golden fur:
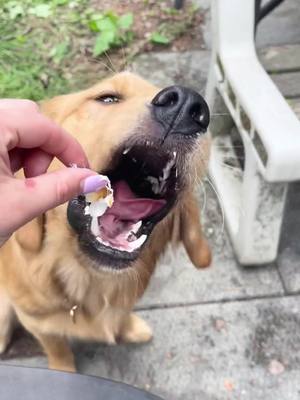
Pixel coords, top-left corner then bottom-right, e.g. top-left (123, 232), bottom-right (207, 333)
top-left (0, 72), bottom-right (211, 372)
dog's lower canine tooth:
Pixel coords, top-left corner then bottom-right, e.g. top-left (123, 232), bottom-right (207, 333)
top-left (123, 147), bottom-right (130, 155)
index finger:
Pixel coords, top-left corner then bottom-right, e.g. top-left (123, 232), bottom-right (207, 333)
top-left (1, 107), bottom-right (89, 168)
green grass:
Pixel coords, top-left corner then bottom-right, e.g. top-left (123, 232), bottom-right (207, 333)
top-left (0, 30), bottom-right (71, 100)
top-left (0, 0), bottom-right (201, 101)
top-left (0, 0), bottom-right (114, 101)
top-left (0, 1), bottom-right (76, 100)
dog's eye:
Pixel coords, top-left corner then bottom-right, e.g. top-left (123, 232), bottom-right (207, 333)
top-left (95, 94), bottom-right (121, 104)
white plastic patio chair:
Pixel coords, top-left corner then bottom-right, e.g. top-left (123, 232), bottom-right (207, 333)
top-left (206, 0), bottom-right (300, 264)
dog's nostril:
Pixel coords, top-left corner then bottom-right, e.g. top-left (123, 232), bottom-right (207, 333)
top-left (153, 89), bottom-right (179, 107)
top-left (189, 104), bottom-right (209, 130)
top-left (167, 91), bottom-right (178, 107)
top-left (189, 103), bottom-right (202, 121)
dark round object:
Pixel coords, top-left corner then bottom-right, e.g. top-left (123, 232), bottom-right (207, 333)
top-left (0, 365), bottom-right (163, 400)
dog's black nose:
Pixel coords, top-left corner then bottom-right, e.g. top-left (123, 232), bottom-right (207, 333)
top-left (151, 85), bottom-right (210, 137)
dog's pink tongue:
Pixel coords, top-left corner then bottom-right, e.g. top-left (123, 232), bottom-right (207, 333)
top-left (99, 181), bottom-right (166, 238)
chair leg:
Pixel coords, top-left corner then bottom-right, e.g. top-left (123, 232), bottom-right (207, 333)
top-left (236, 149), bottom-right (287, 264)
top-left (206, 0), bottom-right (292, 264)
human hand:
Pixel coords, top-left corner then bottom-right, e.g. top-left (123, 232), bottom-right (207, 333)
top-left (0, 99), bottom-right (103, 246)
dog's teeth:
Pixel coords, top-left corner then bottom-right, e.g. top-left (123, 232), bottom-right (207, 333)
top-left (146, 140), bottom-right (150, 146)
top-left (132, 157), bottom-right (137, 163)
top-left (123, 147), bottom-right (131, 155)
top-left (128, 234), bottom-right (147, 251)
top-left (175, 168), bottom-right (178, 178)
top-left (146, 176), bottom-right (160, 194)
top-left (131, 221), bottom-right (142, 233)
top-left (91, 217), bottom-right (100, 236)
top-left (161, 159), bottom-right (174, 181)
top-left (96, 232), bottom-right (147, 252)
top-left (173, 151), bottom-right (177, 158)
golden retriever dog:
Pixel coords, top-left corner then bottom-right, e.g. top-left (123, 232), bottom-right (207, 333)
top-left (0, 72), bottom-right (211, 372)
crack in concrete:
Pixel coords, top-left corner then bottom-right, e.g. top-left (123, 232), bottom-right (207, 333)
top-left (136, 291), bottom-right (300, 312)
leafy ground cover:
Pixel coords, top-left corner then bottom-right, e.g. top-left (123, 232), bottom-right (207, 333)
top-left (0, 0), bottom-right (205, 100)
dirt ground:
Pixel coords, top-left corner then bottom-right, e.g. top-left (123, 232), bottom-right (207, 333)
top-left (74, 0), bottom-right (206, 87)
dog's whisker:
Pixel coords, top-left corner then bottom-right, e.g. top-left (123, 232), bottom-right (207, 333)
top-left (214, 145), bottom-right (245, 149)
top-left (103, 51), bottom-right (118, 73)
top-left (199, 180), bottom-right (207, 213)
top-left (206, 175), bottom-right (225, 235)
top-left (120, 44), bottom-right (129, 72)
top-left (88, 57), bottom-right (115, 74)
top-left (210, 113), bottom-right (231, 117)
top-left (217, 161), bottom-right (243, 172)
top-left (198, 147), bottom-right (225, 236)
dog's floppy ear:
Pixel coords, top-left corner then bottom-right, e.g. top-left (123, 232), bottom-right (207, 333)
top-left (15, 216), bottom-right (45, 254)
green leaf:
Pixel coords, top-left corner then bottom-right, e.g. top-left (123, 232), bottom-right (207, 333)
top-left (96, 17), bottom-right (117, 33)
top-left (53, 0), bottom-right (70, 5)
top-left (89, 13), bottom-right (104, 20)
top-left (5, 2), bottom-right (24, 19)
top-left (50, 41), bottom-right (70, 63)
top-left (88, 14), bottom-right (117, 33)
top-left (117, 13), bottom-right (133, 30)
top-left (88, 19), bottom-right (101, 32)
top-left (93, 31), bottom-right (115, 56)
top-left (29, 4), bottom-right (52, 18)
top-left (150, 32), bottom-right (170, 45)
top-left (16, 35), bottom-right (26, 44)
top-left (104, 11), bottom-right (119, 24)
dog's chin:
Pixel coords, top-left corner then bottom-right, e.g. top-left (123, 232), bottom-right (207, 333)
top-left (67, 136), bottom-right (192, 272)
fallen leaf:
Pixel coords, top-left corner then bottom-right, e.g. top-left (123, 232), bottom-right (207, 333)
top-left (224, 379), bottom-right (234, 391)
top-left (214, 319), bottom-right (226, 331)
top-left (268, 359), bottom-right (285, 375)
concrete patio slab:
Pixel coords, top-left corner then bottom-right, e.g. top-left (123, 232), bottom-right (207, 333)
top-left (133, 50), bottom-right (210, 91)
top-left (3, 295), bottom-right (300, 400)
top-left (277, 182), bottom-right (300, 293)
top-left (259, 44), bottom-right (300, 72)
top-left (256, 0), bottom-right (300, 48)
top-left (201, 0), bottom-right (300, 50)
top-left (138, 184), bottom-right (284, 308)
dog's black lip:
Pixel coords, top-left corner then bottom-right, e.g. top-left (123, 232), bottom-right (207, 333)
top-left (67, 197), bottom-right (141, 268)
top-left (67, 190), bottom-right (177, 269)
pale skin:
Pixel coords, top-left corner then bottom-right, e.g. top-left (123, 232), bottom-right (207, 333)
top-left (0, 99), bottom-right (103, 246)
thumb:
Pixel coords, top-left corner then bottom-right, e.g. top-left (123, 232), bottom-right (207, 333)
top-left (2, 168), bottom-right (107, 236)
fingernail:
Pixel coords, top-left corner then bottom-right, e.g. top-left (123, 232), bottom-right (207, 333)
top-left (81, 175), bottom-right (109, 194)
top-left (70, 158), bottom-right (90, 169)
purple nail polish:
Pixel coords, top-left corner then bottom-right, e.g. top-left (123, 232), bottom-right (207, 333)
top-left (81, 175), bottom-right (109, 194)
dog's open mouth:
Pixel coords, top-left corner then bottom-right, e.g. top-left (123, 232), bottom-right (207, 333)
top-left (67, 141), bottom-right (180, 267)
